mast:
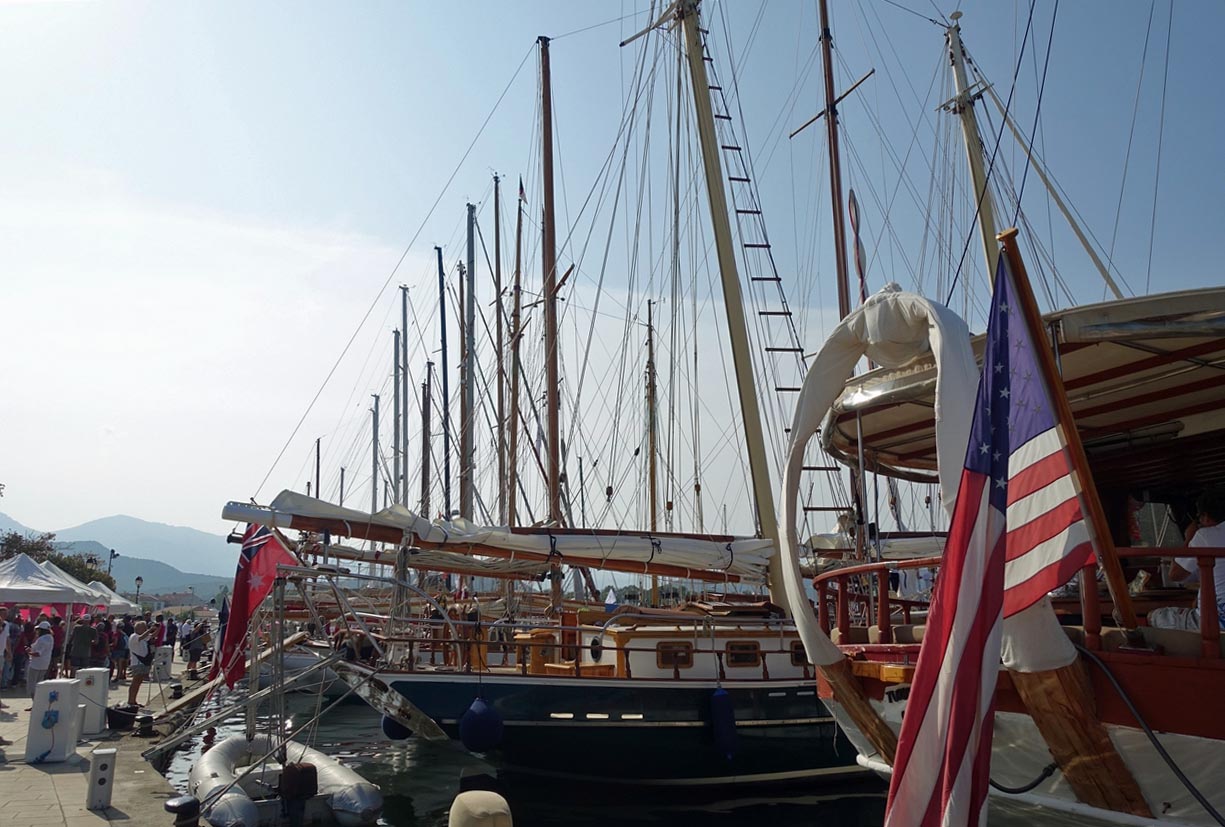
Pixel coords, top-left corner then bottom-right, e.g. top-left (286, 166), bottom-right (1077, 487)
top-left (338, 466), bottom-right (345, 507)
top-left (507, 185), bottom-right (524, 528)
top-left (435, 246), bottom-right (453, 518)
top-left (539, 35), bottom-right (562, 528)
top-left (393, 329), bottom-right (401, 509)
top-left (946, 10), bottom-right (1001, 288)
top-left (460, 203), bottom-right (476, 520)
top-left (421, 364), bottom-right (433, 517)
top-left (817, 0), bottom-right (853, 320)
top-left (539, 35), bottom-right (565, 615)
top-left (677, 1), bottom-right (782, 569)
top-left (314, 437), bottom-right (321, 503)
top-left (370, 394), bottom-right (380, 518)
top-left (494, 175), bottom-right (508, 525)
top-left (647, 300), bottom-right (661, 608)
top-left (400, 285), bottom-right (410, 505)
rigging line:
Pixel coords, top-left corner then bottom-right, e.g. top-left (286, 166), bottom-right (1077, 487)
top-left (942, 0), bottom-right (1038, 308)
top-left (1107, 0), bottom-right (1157, 295)
top-left (551, 8), bottom-right (651, 41)
top-left (1010, 0), bottom-right (1059, 227)
top-left (1144, 0), bottom-right (1174, 295)
top-left (252, 42), bottom-right (535, 502)
top-left (878, 0), bottom-right (943, 27)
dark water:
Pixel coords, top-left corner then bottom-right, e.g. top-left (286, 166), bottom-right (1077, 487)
top-left (163, 693), bottom-right (887, 826)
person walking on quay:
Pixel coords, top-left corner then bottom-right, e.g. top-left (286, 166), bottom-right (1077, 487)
top-left (66, 615), bottom-right (97, 678)
top-left (25, 621), bottom-right (54, 710)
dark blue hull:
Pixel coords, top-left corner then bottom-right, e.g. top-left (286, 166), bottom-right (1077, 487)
top-left (378, 670), bottom-right (864, 785)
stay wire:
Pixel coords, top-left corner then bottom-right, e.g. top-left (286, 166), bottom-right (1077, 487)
top-left (1144, 0), bottom-right (1175, 295)
top-left (1010, 0), bottom-right (1059, 227)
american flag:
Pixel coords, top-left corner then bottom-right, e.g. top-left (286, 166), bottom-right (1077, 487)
top-left (884, 251), bottom-right (1095, 826)
top-left (210, 523), bottom-right (297, 688)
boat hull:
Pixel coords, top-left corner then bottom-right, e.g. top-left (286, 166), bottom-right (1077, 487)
top-left (339, 663), bottom-right (865, 785)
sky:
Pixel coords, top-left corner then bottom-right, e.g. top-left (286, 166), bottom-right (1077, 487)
top-left (1, 0), bottom-right (1221, 548)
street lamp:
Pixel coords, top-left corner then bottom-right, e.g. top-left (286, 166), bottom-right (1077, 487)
top-left (108, 548), bottom-right (119, 575)
top-left (135, 575), bottom-right (143, 604)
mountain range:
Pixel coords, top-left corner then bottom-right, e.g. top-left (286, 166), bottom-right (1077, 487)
top-left (1, 511), bottom-right (237, 596)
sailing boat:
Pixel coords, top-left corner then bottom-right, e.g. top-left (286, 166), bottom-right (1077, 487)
top-left (774, 11), bottom-right (1225, 826)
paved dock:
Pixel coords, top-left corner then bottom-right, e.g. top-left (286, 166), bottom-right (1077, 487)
top-left (0, 657), bottom-right (193, 827)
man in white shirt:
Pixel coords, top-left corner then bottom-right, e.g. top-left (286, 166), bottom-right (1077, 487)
top-left (25, 621), bottom-right (54, 709)
top-left (1150, 487), bottom-right (1225, 631)
top-left (179, 619), bottom-right (194, 660)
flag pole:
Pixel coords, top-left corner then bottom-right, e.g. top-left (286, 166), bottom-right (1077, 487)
top-left (998, 228), bottom-right (1138, 629)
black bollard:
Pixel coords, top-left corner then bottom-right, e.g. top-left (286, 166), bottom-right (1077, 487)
top-left (164, 795), bottom-right (201, 827)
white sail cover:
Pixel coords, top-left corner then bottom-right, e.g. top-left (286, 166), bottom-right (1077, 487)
top-left (223, 491), bottom-right (775, 583)
top-left (88, 580), bottom-right (141, 613)
top-left (778, 285), bottom-right (977, 665)
top-left (0, 553), bottom-right (91, 604)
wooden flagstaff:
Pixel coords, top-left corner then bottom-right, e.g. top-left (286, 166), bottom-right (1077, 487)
top-left (999, 228), bottom-right (1138, 629)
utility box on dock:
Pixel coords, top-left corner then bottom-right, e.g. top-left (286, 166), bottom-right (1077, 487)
top-left (153, 645), bottom-right (174, 681)
top-left (87, 747), bottom-right (117, 809)
top-left (77, 668), bottom-right (110, 735)
top-left (26, 678), bottom-right (81, 763)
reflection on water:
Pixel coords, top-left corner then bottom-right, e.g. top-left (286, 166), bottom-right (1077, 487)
top-left (163, 692), bottom-right (887, 826)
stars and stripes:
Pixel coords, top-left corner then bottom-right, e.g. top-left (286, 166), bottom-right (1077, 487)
top-left (884, 249), bottom-right (1096, 826)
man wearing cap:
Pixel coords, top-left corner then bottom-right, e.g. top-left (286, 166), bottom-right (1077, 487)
top-left (25, 621), bottom-right (54, 709)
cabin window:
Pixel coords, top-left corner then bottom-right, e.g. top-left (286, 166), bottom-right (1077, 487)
top-left (790, 640), bottom-right (808, 666)
top-left (726, 641), bottom-right (761, 668)
top-left (656, 641), bottom-right (693, 670)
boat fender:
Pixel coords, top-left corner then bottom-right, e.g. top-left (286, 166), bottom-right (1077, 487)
top-left (459, 697), bottom-right (504, 753)
top-left (201, 791), bottom-right (259, 827)
top-left (710, 688), bottom-right (737, 761)
top-left (381, 713), bottom-right (414, 741)
top-left (330, 781), bottom-right (385, 827)
top-left (448, 790), bottom-right (513, 827)
top-left (280, 762), bottom-right (318, 800)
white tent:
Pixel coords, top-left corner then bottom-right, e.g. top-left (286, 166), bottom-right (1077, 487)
top-left (0, 553), bottom-right (90, 604)
top-left (88, 580), bottom-right (141, 614)
top-left (40, 560), bottom-right (110, 608)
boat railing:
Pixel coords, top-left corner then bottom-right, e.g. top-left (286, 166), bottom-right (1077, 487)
top-left (810, 547), bottom-right (1224, 659)
top-left (811, 556), bottom-right (939, 644)
top-left (330, 613), bottom-right (811, 682)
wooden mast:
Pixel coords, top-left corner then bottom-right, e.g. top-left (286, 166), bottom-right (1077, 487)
top-left (817, 0), bottom-right (852, 321)
top-left (539, 35), bottom-right (564, 613)
top-left (421, 364), bottom-right (432, 517)
top-left (435, 246), bottom-right (453, 519)
top-left (494, 175), bottom-right (507, 525)
top-left (508, 184), bottom-right (524, 528)
top-left (460, 204), bottom-right (476, 520)
top-left (647, 300), bottom-right (660, 608)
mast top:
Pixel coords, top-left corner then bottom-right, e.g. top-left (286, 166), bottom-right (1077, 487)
top-left (950, 10), bottom-right (963, 22)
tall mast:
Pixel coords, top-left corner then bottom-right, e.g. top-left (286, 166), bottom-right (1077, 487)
top-left (817, 0), bottom-right (853, 320)
top-left (507, 186), bottom-right (524, 528)
top-left (314, 437), bottom-right (321, 503)
top-left (370, 394), bottom-right (380, 517)
top-left (435, 246), bottom-right (453, 518)
top-left (393, 329), bottom-right (401, 509)
top-left (493, 176), bottom-right (508, 525)
top-left (677, 1), bottom-right (781, 565)
top-left (460, 203), bottom-right (477, 520)
top-left (421, 364), bottom-right (433, 517)
top-left (339, 466), bottom-right (345, 507)
top-left (647, 300), bottom-right (660, 608)
top-left (946, 10), bottom-right (1000, 288)
top-left (400, 285), bottom-right (410, 505)
top-left (539, 35), bottom-right (562, 528)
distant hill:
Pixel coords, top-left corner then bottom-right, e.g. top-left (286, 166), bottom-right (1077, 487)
top-left (54, 539), bottom-right (233, 598)
top-left (54, 514), bottom-right (236, 577)
top-left (0, 512), bottom-right (40, 535)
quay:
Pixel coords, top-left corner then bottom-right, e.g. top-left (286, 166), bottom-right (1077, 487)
top-left (0, 657), bottom-right (192, 827)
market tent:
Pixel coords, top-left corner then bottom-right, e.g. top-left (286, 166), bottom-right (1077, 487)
top-left (0, 553), bottom-right (90, 604)
top-left (39, 560), bottom-right (110, 608)
top-left (88, 580), bottom-right (141, 614)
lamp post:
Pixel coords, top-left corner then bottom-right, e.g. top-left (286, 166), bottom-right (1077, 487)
top-left (108, 548), bottom-right (119, 575)
top-left (135, 576), bottom-right (143, 606)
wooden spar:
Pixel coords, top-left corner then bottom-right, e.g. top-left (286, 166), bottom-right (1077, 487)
top-left (647, 300), bottom-right (661, 608)
top-left (999, 228), bottom-right (1138, 628)
top-left (1009, 663), bottom-right (1151, 817)
top-left (435, 246), bottom-right (453, 518)
top-left (539, 34), bottom-right (564, 614)
top-left (508, 185), bottom-right (524, 527)
top-left (494, 175), bottom-right (507, 526)
top-left (246, 509), bottom-right (747, 583)
top-left (817, 0), bottom-right (852, 321)
top-left (420, 364), bottom-right (432, 517)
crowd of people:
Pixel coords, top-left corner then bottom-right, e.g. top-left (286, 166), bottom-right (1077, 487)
top-left (0, 608), bottom-right (214, 710)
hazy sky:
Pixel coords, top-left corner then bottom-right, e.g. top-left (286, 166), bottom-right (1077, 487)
top-left (2, 1), bottom-right (1221, 542)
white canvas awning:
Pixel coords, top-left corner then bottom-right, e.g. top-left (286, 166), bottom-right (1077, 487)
top-left (0, 553), bottom-right (91, 604)
top-left (88, 580), bottom-right (141, 613)
top-left (40, 561), bottom-right (110, 607)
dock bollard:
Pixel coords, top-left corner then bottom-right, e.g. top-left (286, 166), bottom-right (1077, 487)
top-left (86, 747), bottom-right (117, 810)
top-left (448, 790), bottom-right (512, 827)
top-left (164, 795), bottom-right (201, 827)
top-left (170, 681), bottom-right (184, 700)
top-left (135, 713), bottom-right (155, 738)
